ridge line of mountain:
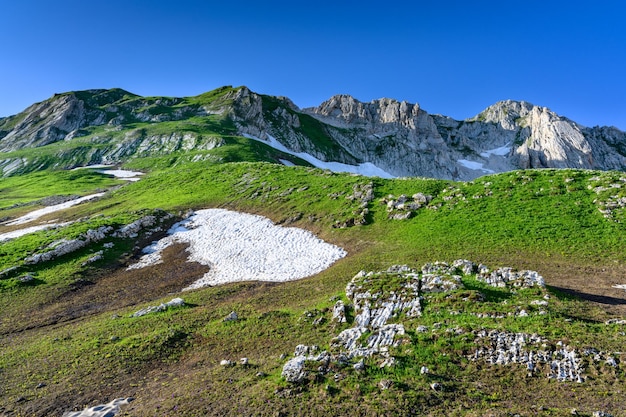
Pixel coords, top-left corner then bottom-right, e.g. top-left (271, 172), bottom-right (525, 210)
top-left (0, 86), bottom-right (625, 180)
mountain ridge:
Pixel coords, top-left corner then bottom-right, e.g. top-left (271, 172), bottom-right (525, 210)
top-left (1, 86), bottom-right (625, 179)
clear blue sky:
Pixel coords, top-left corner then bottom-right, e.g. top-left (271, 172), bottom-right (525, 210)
top-left (1, 1), bottom-right (625, 130)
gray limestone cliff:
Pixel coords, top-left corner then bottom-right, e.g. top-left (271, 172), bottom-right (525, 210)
top-left (304, 96), bottom-right (626, 179)
top-left (0, 86), bottom-right (625, 179)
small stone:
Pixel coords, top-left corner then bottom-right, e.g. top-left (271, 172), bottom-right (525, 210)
top-left (19, 274), bottom-right (35, 283)
top-left (223, 311), bottom-right (238, 322)
top-left (36, 382), bottom-right (46, 389)
top-left (256, 372), bottom-right (266, 378)
top-left (282, 356), bottom-right (307, 383)
top-left (332, 300), bottom-right (347, 323)
top-left (430, 382), bottom-right (442, 391)
top-left (353, 359), bottom-right (365, 371)
top-left (312, 317), bottom-right (325, 326)
top-left (416, 325), bottom-right (428, 333)
top-left (606, 356), bottom-right (618, 367)
top-left (379, 379), bottom-right (393, 390)
top-left (220, 359), bottom-right (234, 367)
top-left (379, 357), bottom-right (396, 368)
top-left (110, 336), bottom-right (120, 342)
top-left (420, 366), bottom-right (429, 375)
top-left (240, 357), bottom-right (249, 366)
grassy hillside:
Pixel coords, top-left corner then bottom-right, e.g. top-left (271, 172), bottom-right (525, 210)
top-left (1, 163), bottom-right (626, 416)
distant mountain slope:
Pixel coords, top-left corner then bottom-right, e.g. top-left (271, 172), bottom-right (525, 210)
top-left (1, 86), bottom-right (625, 179)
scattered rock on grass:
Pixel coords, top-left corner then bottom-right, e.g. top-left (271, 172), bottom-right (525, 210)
top-left (131, 297), bottom-right (184, 317)
top-left (223, 311), bottom-right (238, 322)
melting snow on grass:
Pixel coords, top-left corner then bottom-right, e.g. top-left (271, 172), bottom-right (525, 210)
top-left (4, 193), bottom-right (105, 226)
top-left (243, 133), bottom-right (395, 179)
top-left (0, 222), bottom-right (71, 242)
top-left (62, 398), bottom-right (133, 417)
top-left (128, 209), bottom-right (347, 289)
top-left (76, 165), bottom-right (144, 182)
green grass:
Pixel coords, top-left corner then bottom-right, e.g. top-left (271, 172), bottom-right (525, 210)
top-left (0, 169), bottom-right (120, 211)
top-left (2, 163), bottom-right (626, 416)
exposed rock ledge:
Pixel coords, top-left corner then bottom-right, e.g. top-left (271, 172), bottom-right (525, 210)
top-left (282, 260), bottom-right (617, 385)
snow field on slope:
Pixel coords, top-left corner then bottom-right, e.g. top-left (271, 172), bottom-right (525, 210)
top-left (242, 133), bottom-right (395, 178)
top-left (128, 209), bottom-right (347, 289)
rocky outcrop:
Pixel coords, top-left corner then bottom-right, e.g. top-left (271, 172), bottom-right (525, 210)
top-left (131, 297), bottom-right (185, 318)
top-left (304, 95), bottom-right (459, 178)
top-left (22, 211), bottom-right (174, 266)
top-left (282, 260), bottom-right (620, 386)
top-left (470, 330), bottom-right (585, 382)
top-left (305, 96), bottom-right (626, 179)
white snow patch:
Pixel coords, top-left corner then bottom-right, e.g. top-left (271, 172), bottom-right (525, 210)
top-left (74, 165), bottom-right (144, 181)
top-left (98, 169), bottom-right (143, 181)
top-left (457, 159), bottom-right (495, 174)
top-left (0, 222), bottom-right (71, 242)
top-left (279, 159), bottom-right (296, 166)
top-left (4, 193), bottom-right (105, 226)
top-left (127, 209), bottom-right (347, 289)
top-left (243, 133), bottom-right (395, 179)
top-left (480, 143), bottom-right (511, 158)
top-left (62, 398), bottom-right (133, 417)
top-left (612, 284), bottom-right (626, 290)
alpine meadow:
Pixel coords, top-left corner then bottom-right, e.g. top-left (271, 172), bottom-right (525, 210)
top-left (1, 86), bottom-right (626, 417)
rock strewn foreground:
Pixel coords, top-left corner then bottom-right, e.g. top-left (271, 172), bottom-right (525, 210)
top-left (283, 260), bottom-right (620, 386)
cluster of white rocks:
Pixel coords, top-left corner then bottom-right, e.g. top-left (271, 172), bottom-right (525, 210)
top-left (281, 259), bottom-right (619, 387)
top-left (470, 330), bottom-right (584, 382)
top-left (477, 266), bottom-right (545, 288)
top-left (24, 226), bottom-right (113, 264)
top-left (380, 193), bottom-right (433, 220)
top-left (588, 176), bottom-right (626, 221)
top-left (332, 182), bottom-right (375, 228)
top-left (131, 297), bottom-right (185, 318)
top-left (282, 262), bottom-right (468, 383)
top-left (21, 212), bottom-right (172, 266)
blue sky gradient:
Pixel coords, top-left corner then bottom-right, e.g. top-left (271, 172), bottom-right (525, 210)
top-left (1, 1), bottom-right (625, 129)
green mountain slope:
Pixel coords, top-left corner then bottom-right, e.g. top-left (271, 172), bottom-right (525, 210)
top-left (3, 86), bottom-right (626, 181)
top-left (1, 162), bottom-right (626, 416)
top-left (0, 86), bottom-right (353, 177)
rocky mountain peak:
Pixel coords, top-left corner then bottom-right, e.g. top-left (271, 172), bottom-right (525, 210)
top-left (469, 100), bottom-right (537, 129)
top-left (0, 86), bottom-right (625, 180)
top-left (306, 94), bottom-right (423, 128)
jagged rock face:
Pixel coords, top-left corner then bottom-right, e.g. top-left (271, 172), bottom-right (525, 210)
top-left (304, 95), bottom-right (459, 178)
top-left (0, 88), bottom-right (233, 175)
top-left (467, 100), bottom-right (626, 171)
top-left (0, 93), bottom-right (105, 152)
top-left (0, 87), bottom-right (625, 179)
top-left (305, 96), bottom-right (626, 179)
top-left (229, 88), bottom-right (360, 164)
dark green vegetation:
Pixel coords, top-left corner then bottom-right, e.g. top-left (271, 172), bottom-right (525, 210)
top-left (1, 163), bottom-right (626, 416)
